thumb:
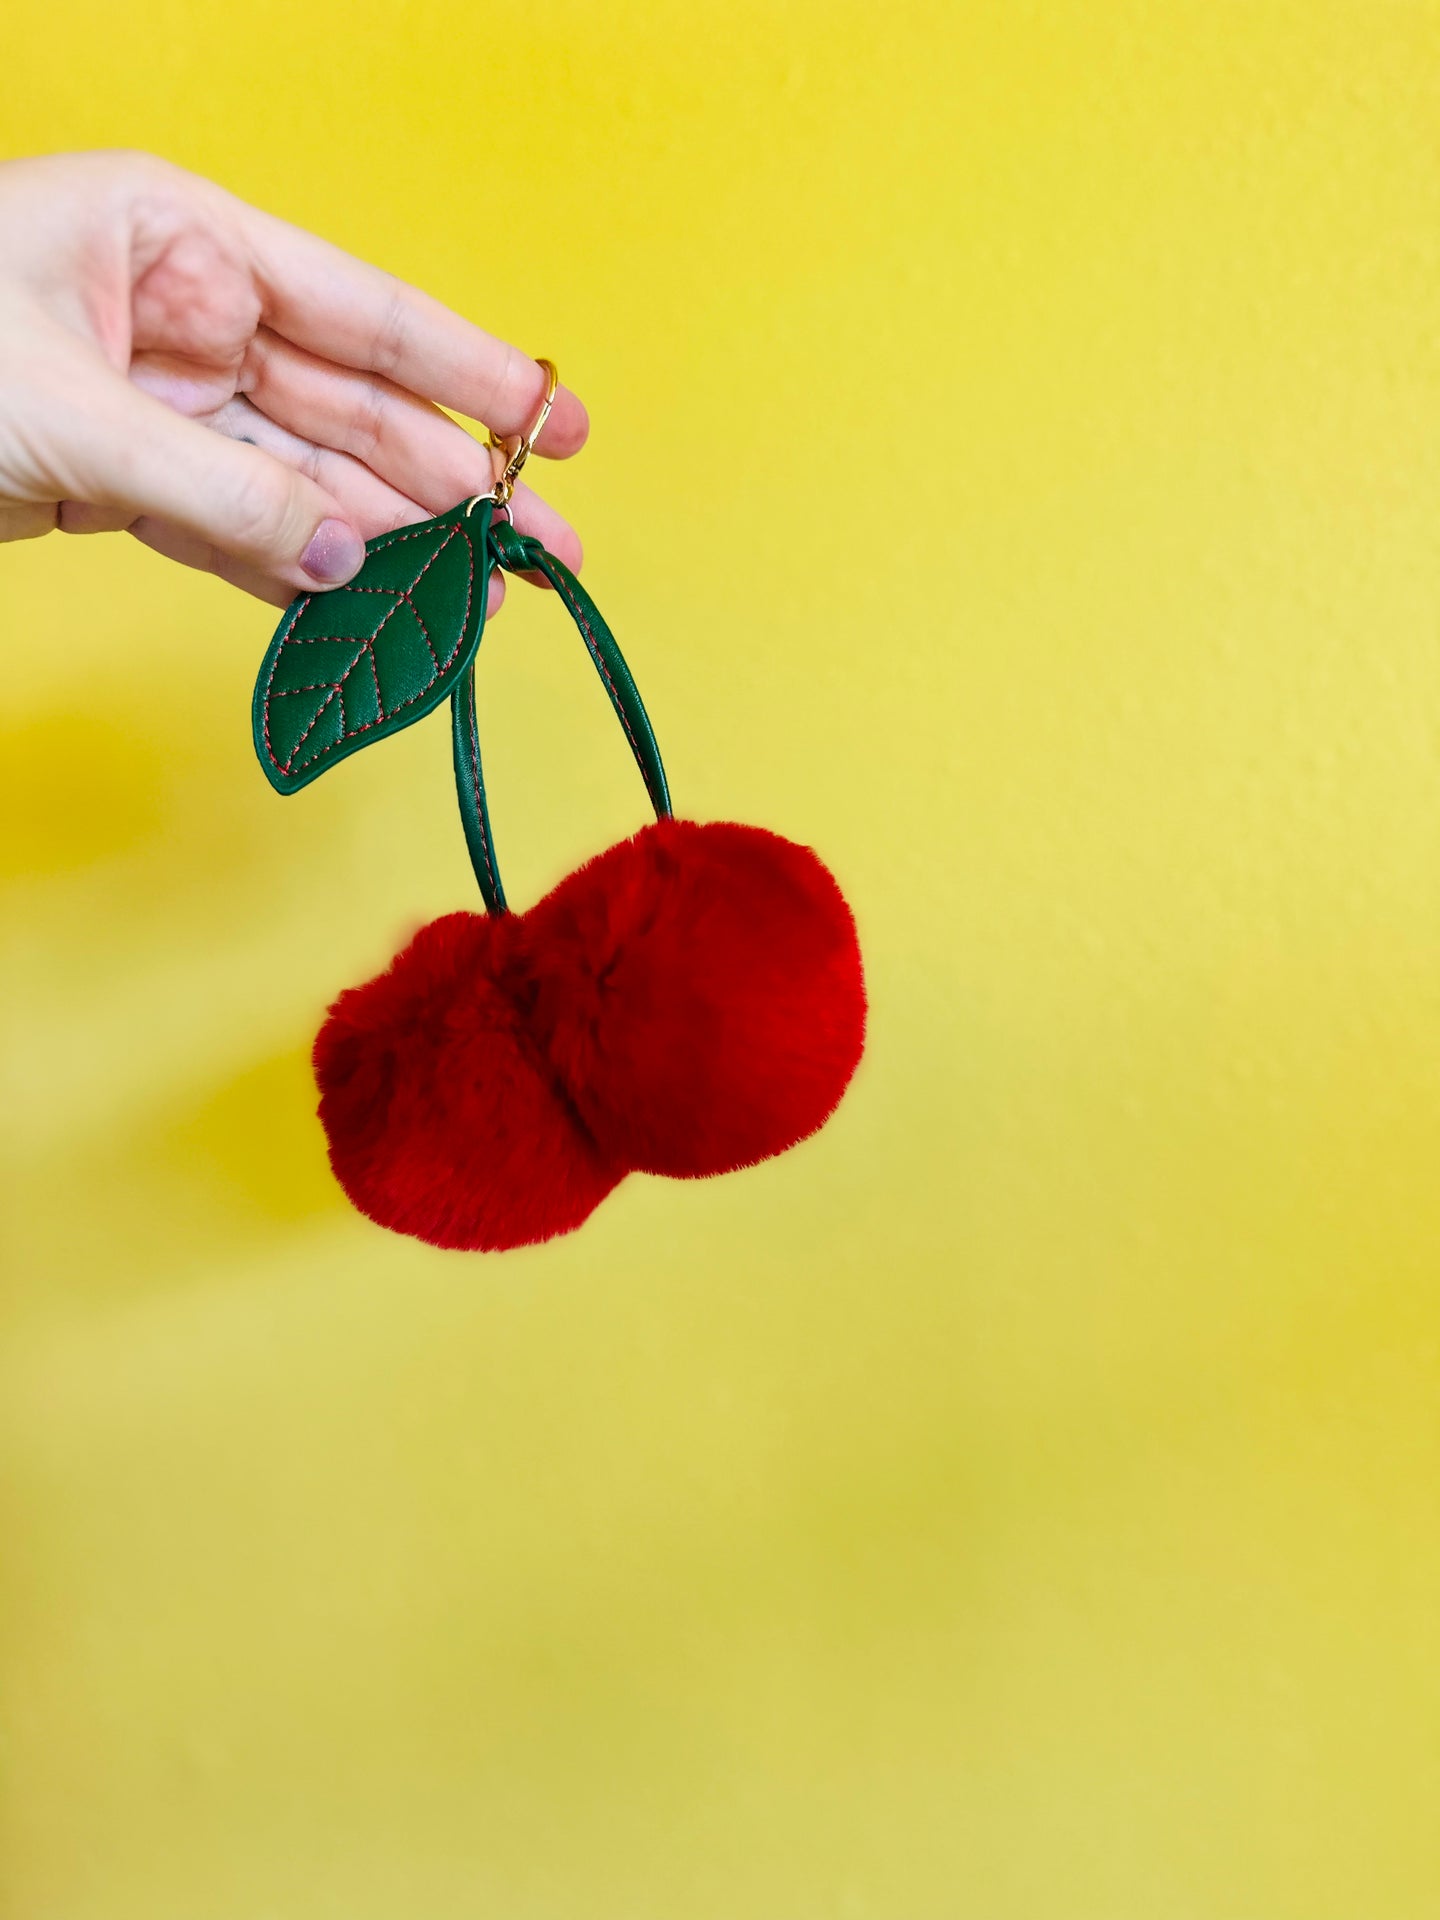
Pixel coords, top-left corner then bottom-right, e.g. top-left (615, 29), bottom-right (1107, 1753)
top-left (71, 367), bottom-right (366, 591)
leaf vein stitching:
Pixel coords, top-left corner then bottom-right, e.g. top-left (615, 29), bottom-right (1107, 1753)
top-left (261, 515), bottom-right (477, 779)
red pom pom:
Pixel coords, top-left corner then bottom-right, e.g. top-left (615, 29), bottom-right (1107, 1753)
top-left (315, 912), bottom-right (622, 1252)
top-left (524, 819), bottom-right (867, 1177)
top-left (313, 820), bottom-right (866, 1251)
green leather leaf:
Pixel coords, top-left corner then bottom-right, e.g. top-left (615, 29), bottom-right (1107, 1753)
top-left (253, 499), bottom-right (492, 794)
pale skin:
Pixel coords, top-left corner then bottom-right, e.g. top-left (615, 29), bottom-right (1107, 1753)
top-left (0, 149), bottom-right (588, 609)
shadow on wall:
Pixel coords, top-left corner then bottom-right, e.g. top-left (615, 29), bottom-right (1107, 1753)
top-left (0, 674), bottom-right (320, 902)
top-left (0, 710), bottom-right (167, 877)
top-left (10, 1044), bottom-right (352, 1307)
top-left (160, 1044), bottom-right (346, 1227)
top-left (3, 685), bottom-right (360, 1305)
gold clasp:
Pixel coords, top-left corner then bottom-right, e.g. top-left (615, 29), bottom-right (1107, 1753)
top-left (466, 357), bottom-right (559, 518)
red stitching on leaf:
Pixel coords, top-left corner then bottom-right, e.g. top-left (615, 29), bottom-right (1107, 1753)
top-left (406, 593), bottom-right (441, 671)
top-left (366, 640), bottom-right (386, 723)
top-left (426, 523), bottom-right (474, 673)
top-left (261, 516), bottom-right (477, 777)
top-left (260, 593), bottom-right (311, 771)
top-left (282, 685), bottom-right (341, 766)
top-left (285, 596), bottom-right (406, 772)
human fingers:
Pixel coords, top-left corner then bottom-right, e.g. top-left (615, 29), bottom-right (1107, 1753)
top-left (21, 505), bottom-right (269, 597)
top-left (236, 331), bottom-right (584, 573)
top-left (126, 511), bottom-right (510, 618)
top-left (53, 501), bottom-right (275, 598)
top-left (236, 201), bottom-right (587, 455)
top-left (204, 394), bottom-right (430, 537)
top-left (494, 477), bottom-right (585, 589)
top-left (127, 515), bottom-right (297, 605)
top-left (209, 391), bottom-right (550, 600)
top-left (0, 501), bottom-right (59, 541)
top-left (54, 502), bottom-right (138, 535)
top-left (54, 457), bottom-right (399, 604)
top-left (53, 361), bottom-right (367, 592)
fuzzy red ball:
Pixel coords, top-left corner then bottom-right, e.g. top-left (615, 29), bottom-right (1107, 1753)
top-left (314, 912), bottom-right (623, 1252)
top-left (314, 819), bottom-right (866, 1251)
top-left (524, 818), bottom-right (867, 1177)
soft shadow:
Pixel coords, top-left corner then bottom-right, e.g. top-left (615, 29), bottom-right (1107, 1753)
top-left (0, 710), bottom-right (166, 877)
top-left (10, 1044), bottom-right (351, 1308)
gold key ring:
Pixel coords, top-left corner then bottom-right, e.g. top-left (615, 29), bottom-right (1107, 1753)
top-left (466, 357), bottom-right (560, 518)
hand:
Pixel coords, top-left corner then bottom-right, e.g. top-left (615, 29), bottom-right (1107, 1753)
top-left (0, 149), bottom-right (588, 607)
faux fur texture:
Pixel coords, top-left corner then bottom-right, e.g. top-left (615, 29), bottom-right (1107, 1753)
top-left (525, 819), bottom-right (867, 1176)
top-left (314, 820), bottom-right (867, 1251)
top-left (315, 913), bottom-right (623, 1252)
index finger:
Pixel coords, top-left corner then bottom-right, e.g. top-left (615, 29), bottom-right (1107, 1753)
top-left (238, 203), bottom-right (589, 457)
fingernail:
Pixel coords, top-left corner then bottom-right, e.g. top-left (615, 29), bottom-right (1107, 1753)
top-left (300, 518), bottom-right (365, 584)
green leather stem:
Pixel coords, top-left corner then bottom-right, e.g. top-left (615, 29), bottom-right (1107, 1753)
top-left (451, 643), bottom-right (508, 915)
top-left (449, 519), bottom-right (672, 915)
top-left (490, 522), bottom-right (672, 821)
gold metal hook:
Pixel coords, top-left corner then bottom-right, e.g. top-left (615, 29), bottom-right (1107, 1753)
top-left (466, 358), bottom-right (561, 518)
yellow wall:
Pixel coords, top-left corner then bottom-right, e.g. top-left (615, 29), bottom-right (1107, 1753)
top-left (3, 4), bottom-right (1438, 1914)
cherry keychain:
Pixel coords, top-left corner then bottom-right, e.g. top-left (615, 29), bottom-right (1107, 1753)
top-left (253, 361), bottom-right (867, 1251)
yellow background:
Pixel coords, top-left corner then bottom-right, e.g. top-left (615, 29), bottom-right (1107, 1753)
top-left (3, 4), bottom-right (1439, 1914)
